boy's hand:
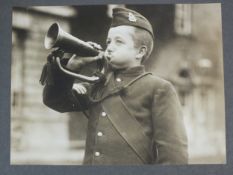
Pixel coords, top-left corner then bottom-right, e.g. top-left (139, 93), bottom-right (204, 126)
top-left (47, 49), bottom-right (64, 63)
top-left (87, 41), bottom-right (103, 51)
top-left (72, 83), bottom-right (87, 94)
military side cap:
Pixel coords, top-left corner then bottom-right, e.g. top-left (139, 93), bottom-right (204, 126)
top-left (111, 7), bottom-right (154, 38)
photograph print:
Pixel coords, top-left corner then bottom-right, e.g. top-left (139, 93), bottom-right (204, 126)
top-left (11, 3), bottom-right (225, 165)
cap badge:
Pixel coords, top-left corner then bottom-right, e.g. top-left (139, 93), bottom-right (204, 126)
top-left (128, 12), bottom-right (137, 22)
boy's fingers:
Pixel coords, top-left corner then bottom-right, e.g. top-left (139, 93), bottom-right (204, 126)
top-left (70, 54), bottom-right (77, 60)
top-left (72, 85), bottom-right (81, 94)
top-left (76, 88), bottom-right (82, 94)
top-left (79, 87), bottom-right (84, 94)
top-left (87, 41), bottom-right (102, 50)
top-left (81, 87), bottom-right (87, 94)
top-left (72, 84), bottom-right (87, 94)
top-left (94, 51), bottom-right (105, 60)
top-left (80, 86), bottom-right (87, 94)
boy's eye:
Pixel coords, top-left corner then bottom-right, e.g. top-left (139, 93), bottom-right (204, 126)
top-left (106, 40), bottom-right (111, 45)
top-left (115, 39), bottom-right (124, 44)
top-left (106, 38), bottom-right (125, 46)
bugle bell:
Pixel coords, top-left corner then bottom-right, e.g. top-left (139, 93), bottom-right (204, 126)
top-left (44, 22), bottom-right (100, 57)
top-left (44, 22), bottom-right (105, 83)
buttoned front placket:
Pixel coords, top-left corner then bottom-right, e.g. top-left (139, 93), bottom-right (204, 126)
top-left (91, 74), bottom-right (125, 164)
top-left (86, 66), bottom-right (147, 164)
top-left (91, 107), bottom-right (109, 164)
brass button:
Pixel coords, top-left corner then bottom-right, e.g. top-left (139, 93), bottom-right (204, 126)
top-left (97, 132), bottom-right (103, 136)
top-left (101, 112), bottom-right (107, 117)
top-left (116, 78), bottom-right (122, 82)
top-left (95, 151), bottom-right (100, 156)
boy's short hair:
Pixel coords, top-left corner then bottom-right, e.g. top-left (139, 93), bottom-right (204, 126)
top-left (132, 27), bottom-right (154, 62)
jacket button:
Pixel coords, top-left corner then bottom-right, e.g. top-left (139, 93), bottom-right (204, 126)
top-left (95, 151), bottom-right (100, 156)
top-left (101, 112), bottom-right (107, 117)
top-left (116, 77), bottom-right (122, 82)
top-left (97, 131), bottom-right (103, 136)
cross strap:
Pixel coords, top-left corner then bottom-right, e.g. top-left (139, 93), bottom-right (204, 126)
top-left (101, 94), bottom-right (153, 163)
top-left (99, 72), bottom-right (154, 163)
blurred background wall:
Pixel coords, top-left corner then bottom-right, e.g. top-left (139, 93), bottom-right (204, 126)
top-left (11, 3), bottom-right (225, 165)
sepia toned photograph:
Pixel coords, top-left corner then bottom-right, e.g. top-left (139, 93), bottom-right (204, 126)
top-left (11, 3), bottom-right (225, 165)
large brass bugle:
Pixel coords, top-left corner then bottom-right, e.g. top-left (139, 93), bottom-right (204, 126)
top-left (44, 22), bottom-right (104, 83)
top-left (44, 22), bottom-right (100, 57)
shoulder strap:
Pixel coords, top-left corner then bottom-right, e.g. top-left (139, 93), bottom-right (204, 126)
top-left (102, 95), bottom-right (153, 164)
top-left (101, 72), bottom-right (153, 163)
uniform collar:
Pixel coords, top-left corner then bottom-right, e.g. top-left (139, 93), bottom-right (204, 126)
top-left (113, 65), bottom-right (145, 77)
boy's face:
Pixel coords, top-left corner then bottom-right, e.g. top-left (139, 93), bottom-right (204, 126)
top-left (105, 25), bottom-right (140, 70)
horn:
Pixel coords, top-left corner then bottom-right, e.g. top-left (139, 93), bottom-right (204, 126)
top-left (43, 22), bottom-right (105, 83)
top-left (44, 22), bottom-right (100, 57)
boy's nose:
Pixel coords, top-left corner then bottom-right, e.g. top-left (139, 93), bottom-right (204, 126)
top-left (104, 49), bottom-right (112, 61)
top-left (106, 42), bottom-right (115, 52)
top-left (106, 46), bottom-right (113, 55)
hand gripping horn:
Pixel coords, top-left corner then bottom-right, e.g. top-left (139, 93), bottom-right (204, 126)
top-left (44, 22), bottom-right (104, 83)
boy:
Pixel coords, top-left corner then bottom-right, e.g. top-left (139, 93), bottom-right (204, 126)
top-left (42, 7), bottom-right (188, 165)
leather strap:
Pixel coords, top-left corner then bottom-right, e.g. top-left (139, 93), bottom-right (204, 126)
top-left (102, 95), bottom-right (153, 163)
top-left (101, 73), bottom-right (153, 163)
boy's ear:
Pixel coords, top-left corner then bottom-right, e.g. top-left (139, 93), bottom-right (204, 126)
top-left (136, 45), bottom-right (147, 60)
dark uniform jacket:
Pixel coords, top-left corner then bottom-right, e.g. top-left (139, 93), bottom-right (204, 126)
top-left (43, 63), bottom-right (188, 165)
